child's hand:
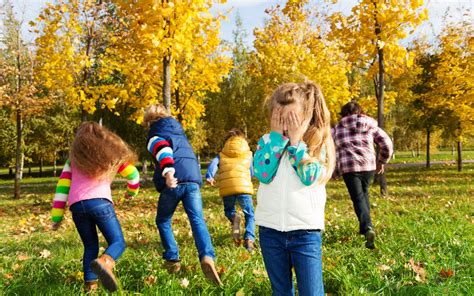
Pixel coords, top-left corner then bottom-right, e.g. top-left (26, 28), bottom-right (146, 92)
top-left (271, 106), bottom-right (286, 135)
top-left (51, 221), bottom-right (61, 231)
top-left (287, 111), bottom-right (310, 146)
top-left (206, 178), bottom-right (216, 186)
top-left (165, 171), bottom-right (178, 188)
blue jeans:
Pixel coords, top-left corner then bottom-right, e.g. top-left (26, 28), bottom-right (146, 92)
top-left (156, 182), bottom-right (215, 261)
top-left (70, 198), bottom-right (126, 282)
top-left (259, 226), bottom-right (324, 296)
top-left (223, 194), bottom-right (255, 241)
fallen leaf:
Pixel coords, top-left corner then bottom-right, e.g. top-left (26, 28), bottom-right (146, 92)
top-left (180, 278), bottom-right (189, 288)
top-left (377, 264), bottom-right (391, 272)
top-left (439, 268), bottom-right (455, 279)
top-left (17, 254), bottom-right (30, 261)
top-left (3, 273), bottom-right (13, 280)
top-left (39, 249), bottom-right (51, 259)
top-left (408, 258), bottom-right (426, 283)
top-left (236, 288), bottom-right (245, 296)
top-left (144, 275), bottom-right (157, 285)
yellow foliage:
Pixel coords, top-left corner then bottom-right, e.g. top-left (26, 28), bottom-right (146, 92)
top-left (252, 0), bottom-right (351, 121)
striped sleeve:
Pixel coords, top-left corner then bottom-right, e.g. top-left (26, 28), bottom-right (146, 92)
top-left (51, 160), bottom-right (72, 222)
top-left (147, 136), bottom-right (175, 177)
top-left (118, 162), bottom-right (140, 197)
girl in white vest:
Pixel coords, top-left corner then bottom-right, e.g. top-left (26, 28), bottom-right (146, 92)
top-left (253, 82), bottom-right (335, 296)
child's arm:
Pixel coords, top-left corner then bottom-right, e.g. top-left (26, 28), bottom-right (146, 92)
top-left (147, 136), bottom-right (175, 177)
top-left (287, 142), bottom-right (323, 186)
top-left (205, 155), bottom-right (220, 185)
top-left (51, 160), bottom-right (72, 225)
top-left (118, 162), bottom-right (140, 198)
top-left (253, 132), bottom-right (289, 184)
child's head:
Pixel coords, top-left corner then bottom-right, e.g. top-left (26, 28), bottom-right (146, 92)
top-left (268, 81), bottom-right (335, 183)
top-left (70, 121), bottom-right (137, 178)
top-left (223, 129), bottom-right (246, 143)
top-left (340, 101), bottom-right (363, 118)
top-left (143, 104), bottom-right (170, 129)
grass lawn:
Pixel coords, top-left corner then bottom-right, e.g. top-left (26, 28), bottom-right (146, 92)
top-left (0, 164), bottom-right (472, 295)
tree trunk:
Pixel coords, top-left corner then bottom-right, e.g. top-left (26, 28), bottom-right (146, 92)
top-left (14, 109), bottom-right (22, 199)
top-left (457, 140), bottom-right (462, 172)
top-left (53, 150), bottom-right (57, 177)
top-left (142, 159), bottom-right (148, 186)
top-left (417, 142), bottom-right (420, 157)
top-left (28, 163), bottom-right (32, 176)
top-left (175, 87), bottom-right (183, 123)
top-left (374, 17), bottom-right (387, 196)
top-left (426, 128), bottom-right (430, 168)
top-left (39, 157), bottom-right (43, 177)
top-left (9, 167), bottom-right (13, 177)
top-left (163, 55), bottom-right (171, 112)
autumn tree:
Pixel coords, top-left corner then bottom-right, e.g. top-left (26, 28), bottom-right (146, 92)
top-left (0, 0), bottom-right (47, 198)
top-left (205, 14), bottom-right (265, 152)
top-left (107, 0), bottom-right (231, 125)
top-left (330, 0), bottom-right (427, 194)
top-left (33, 0), bottom-right (115, 121)
top-left (430, 19), bottom-right (473, 171)
top-left (252, 0), bottom-right (351, 121)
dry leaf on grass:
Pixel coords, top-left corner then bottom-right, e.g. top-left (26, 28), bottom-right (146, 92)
top-left (408, 258), bottom-right (426, 283)
top-left (180, 278), bottom-right (189, 288)
top-left (439, 268), bottom-right (455, 279)
top-left (39, 249), bottom-right (51, 259)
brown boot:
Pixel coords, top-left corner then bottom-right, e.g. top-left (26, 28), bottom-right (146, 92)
top-left (200, 256), bottom-right (223, 286)
top-left (90, 254), bottom-right (118, 292)
top-left (84, 280), bottom-right (98, 293)
top-left (244, 239), bottom-right (255, 252)
top-left (164, 260), bottom-right (181, 274)
top-left (232, 214), bottom-right (241, 243)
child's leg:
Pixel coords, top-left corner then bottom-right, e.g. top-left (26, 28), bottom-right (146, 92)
top-left (237, 194), bottom-right (255, 241)
top-left (156, 188), bottom-right (181, 261)
top-left (93, 203), bottom-right (126, 260)
top-left (290, 230), bottom-right (324, 296)
top-left (70, 203), bottom-right (100, 283)
top-left (342, 172), bottom-right (373, 234)
top-left (181, 183), bottom-right (215, 260)
top-left (259, 226), bottom-right (294, 295)
top-left (222, 195), bottom-right (237, 222)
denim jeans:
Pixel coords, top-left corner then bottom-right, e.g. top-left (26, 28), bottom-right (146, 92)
top-left (342, 171), bottom-right (375, 234)
top-left (156, 182), bottom-right (215, 261)
top-left (70, 198), bottom-right (126, 282)
top-left (259, 226), bottom-right (324, 296)
top-left (223, 194), bottom-right (255, 241)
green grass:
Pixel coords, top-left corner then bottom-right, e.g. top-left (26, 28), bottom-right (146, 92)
top-left (0, 165), bottom-right (473, 295)
top-left (390, 150), bottom-right (474, 164)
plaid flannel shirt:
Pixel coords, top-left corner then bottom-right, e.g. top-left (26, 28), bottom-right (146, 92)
top-left (332, 114), bottom-right (393, 176)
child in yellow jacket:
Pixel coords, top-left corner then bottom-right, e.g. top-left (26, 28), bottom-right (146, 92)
top-left (206, 129), bottom-right (255, 252)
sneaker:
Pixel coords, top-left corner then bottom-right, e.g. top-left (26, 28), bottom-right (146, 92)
top-left (164, 260), bottom-right (181, 274)
top-left (232, 214), bottom-right (241, 243)
top-left (365, 228), bottom-right (376, 249)
top-left (200, 256), bottom-right (223, 286)
top-left (244, 239), bottom-right (255, 252)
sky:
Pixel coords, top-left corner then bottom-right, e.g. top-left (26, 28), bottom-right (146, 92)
top-left (9, 0), bottom-right (474, 46)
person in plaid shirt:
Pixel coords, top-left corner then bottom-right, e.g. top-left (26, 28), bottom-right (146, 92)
top-left (332, 102), bottom-right (393, 249)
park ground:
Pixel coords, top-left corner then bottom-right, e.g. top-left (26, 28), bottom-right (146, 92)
top-left (0, 160), bottom-right (472, 295)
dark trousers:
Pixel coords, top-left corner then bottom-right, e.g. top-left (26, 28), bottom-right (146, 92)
top-left (342, 171), bottom-right (375, 234)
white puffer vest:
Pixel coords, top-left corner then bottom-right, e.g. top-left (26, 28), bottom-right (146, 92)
top-left (255, 151), bottom-right (326, 232)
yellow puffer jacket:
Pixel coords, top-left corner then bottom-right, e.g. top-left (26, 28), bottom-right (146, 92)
top-left (218, 136), bottom-right (254, 197)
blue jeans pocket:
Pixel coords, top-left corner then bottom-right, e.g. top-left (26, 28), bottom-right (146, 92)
top-left (90, 203), bottom-right (115, 223)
